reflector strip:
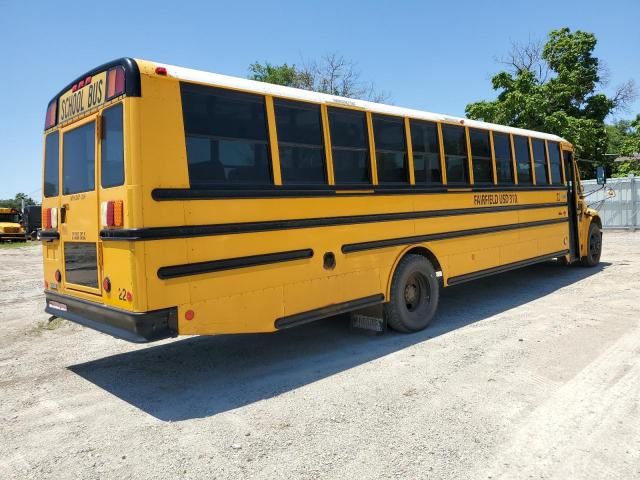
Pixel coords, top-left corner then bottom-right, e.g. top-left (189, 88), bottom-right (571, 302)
top-left (100, 201), bottom-right (108, 227)
top-left (43, 208), bottom-right (51, 229)
top-left (113, 200), bottom-right (123, 227)
top-left (50, 208), bottom-right (58, 228)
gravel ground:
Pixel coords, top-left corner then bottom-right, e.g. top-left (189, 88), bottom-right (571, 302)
top-left (1, 233), bottom-right (639, 480)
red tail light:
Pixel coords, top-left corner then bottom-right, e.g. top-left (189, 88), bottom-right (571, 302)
top-left (106, 66), bottom-right (125, 100)
top-left (101, 200), bottom-right (124, 227)
top-left (43, 207), bottom-right (58, 229)
top-left (44, 100), bottom-right (57, 129)
top-left (106, 202), bottom-right (114, 226)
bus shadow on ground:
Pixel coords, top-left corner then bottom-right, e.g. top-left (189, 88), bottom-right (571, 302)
top-left (69, 261), bottom-right (609, 421)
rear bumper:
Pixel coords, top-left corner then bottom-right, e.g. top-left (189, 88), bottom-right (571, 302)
top-left (1, 233), bottom-right (26, 240)
top-left (44, 291), bottom-right (178, 343)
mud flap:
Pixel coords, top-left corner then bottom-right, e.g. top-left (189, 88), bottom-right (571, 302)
top-left (349, 304), bottom-right (386, 335)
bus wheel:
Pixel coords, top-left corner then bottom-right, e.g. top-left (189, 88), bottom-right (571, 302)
top-left (385, 254), bottom-right (439, 333)
top-left (581, 222), bottom-right (602, 267)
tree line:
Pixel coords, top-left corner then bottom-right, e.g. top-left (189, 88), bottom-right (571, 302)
top-left (0, 193), bottom-right (36, 210)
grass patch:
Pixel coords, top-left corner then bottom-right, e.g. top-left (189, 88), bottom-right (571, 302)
top-left (32, 316), bottom-right (67, 335)
top-left (44, 317), bottom-right (66, 330)
top-left (0, 240), bottom-right (32, 249)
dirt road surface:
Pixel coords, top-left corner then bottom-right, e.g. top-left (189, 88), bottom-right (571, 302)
top-left (1, 233), bottom-right (639, 479)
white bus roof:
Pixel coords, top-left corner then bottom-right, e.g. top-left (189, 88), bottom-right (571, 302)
top-left (151, 60), bottom-right (567, 144)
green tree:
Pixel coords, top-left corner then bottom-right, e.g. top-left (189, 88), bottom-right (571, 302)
top-left (0, 193), bottom-right (36, 210)
top-left (466, 28), bottom-right (636, 177)
top-left (249, 53), bottom-right (389, 102)
top-left (248, 62), bottom-right (310, 89)
top-left (619, 115), bottom-right (640, 156)
top-left (607, 115), bottom-right (640, 177)
top-left (605, 119), bottom-right (632, 156)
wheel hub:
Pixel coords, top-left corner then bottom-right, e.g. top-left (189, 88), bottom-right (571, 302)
top-left (404, 272), bottom-right (429, 312)
top-left (404, 284), bottom-right (417, 304)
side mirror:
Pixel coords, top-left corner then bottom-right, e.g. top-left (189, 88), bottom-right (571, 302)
top-left (596, 166), bottom-right (606, 185)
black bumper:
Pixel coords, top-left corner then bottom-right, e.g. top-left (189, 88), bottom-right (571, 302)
top-left (44, 291), bottom-right (178, 343)
top-left (1, 233), bottom-right (26, 240)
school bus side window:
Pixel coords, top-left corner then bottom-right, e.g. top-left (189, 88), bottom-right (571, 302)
top-left (410, 120), bottom-right (442, 184)
top-left (372, 114), bottom-right (408, 184)
top-left (547, 141), bottom-right (563, 184)
top-left (441, 124), bottom-right (469, 184)
top-left (531, 138), bottom-right (549, 185)
top-left (328, 107), bottom-right (371, 184)
top-left (181, 83), bottom-right (272, 186)
top-left (514, 135), bottom-right (532, 184)
top-left (44, 132), bottom-right (59, 197)
top-left (469, 128), bottom-right (493, 184)
top-left (101, 103), bottom-right (124, 188)
top-left (493, 132), bottom-right (514, 184)
top-left (274, 99), bottom-right (326, 184)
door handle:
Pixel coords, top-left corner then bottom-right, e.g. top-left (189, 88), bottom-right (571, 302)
top-left (60, 204), bottom-right (68, 224)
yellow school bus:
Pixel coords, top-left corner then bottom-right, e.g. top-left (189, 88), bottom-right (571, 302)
top-left (0, 208), bottom-right (26, 242)
top-left (40, 58), bottom-right (603, 342)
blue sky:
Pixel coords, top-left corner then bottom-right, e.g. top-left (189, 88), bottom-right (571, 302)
top-left (1, 0), bottom-right (638, 199)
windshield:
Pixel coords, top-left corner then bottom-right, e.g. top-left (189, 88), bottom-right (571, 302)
top-left (0, 213), bottom-right (21, 223)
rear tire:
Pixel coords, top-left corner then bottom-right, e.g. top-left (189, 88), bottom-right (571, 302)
top-left (385, 254), bottom-right (439, 333)
top-left (581, 222), bottom-right (602, 267)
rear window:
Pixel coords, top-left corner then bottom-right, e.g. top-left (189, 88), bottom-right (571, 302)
top-left (101, 103), bottom-right (124, 188)
top-left (44, 132), bottom-right (59, 197)
top-left (181, 83), bottom-right (272, 186)
top-left (64, 242), bottom-right (99, 288)
top-left (63, 122), bottom-right (95, 195)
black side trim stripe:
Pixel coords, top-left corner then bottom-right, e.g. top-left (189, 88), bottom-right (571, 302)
top-left (447, 250), bottom-right (569, 285)
top-left (342, 218), bottom-right (568, 254)
top-left (153, 185), bottom-right (566, 200)
top-left (157, 248), bottom-right (314, 280)
top-left (101, 202), bottom-right (564, 241)
top-left (275, 294), bottom-right (385, 330)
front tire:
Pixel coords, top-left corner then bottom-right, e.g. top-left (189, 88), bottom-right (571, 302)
top-left (385, 254), bottom-right (439, 333)
top-left (581, 222), bottom-right (602, 267)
